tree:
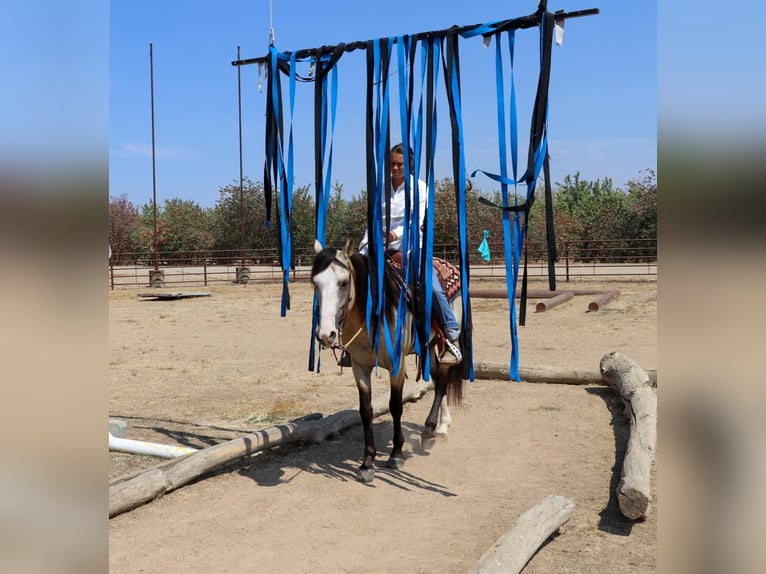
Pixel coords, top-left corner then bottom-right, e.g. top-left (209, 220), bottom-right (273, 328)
top-left (552, 173), bottom-right (632, 261)
top-left (108, 194), bottom-right (142, 262)
top-left (289, 184), bottom-right (316, 261)
top-left (209, 177), bottom-right (275, 258)
top-left (159, 198), bottom-right (213, 263)
top-left (626, 169), bottom-right (657, 240)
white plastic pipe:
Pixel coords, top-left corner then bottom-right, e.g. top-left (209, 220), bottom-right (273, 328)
top-left (109, 433), bottom-right (198, 459)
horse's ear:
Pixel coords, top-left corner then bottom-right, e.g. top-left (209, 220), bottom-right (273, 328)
top-left (344, 238), bottom-right (355, 257)
top-left (314, 239), bottom-right (324, 254)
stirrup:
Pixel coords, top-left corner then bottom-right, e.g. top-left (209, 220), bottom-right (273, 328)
top-left (440, 338), bottom-right (462, 366)
top-left (338, 350), bottom-right (352, 367)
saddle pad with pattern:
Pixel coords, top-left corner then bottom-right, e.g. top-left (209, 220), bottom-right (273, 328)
top-left (385, 250), bottom-right (461, 301)
top-left (432, 257), bottom-right (461, 301)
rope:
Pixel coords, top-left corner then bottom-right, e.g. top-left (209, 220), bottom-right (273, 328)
top-left (268, 0), bottom-right (275, 46)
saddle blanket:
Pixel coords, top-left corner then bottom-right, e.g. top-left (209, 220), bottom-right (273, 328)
top-left (385, 250), bottom-right (461, 301)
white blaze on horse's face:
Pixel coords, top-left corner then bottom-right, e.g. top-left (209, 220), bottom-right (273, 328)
top-left (312, 260), bottom-right (351, 348)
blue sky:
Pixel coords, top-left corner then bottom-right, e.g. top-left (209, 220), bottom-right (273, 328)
top-left (109, 1), bottom-right (656, 209)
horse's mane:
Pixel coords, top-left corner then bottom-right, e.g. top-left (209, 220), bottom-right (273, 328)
top-left (310, 247), bottom-right (339, 277)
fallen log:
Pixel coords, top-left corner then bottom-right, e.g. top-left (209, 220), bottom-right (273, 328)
top-left (535, 291), bottom-right (574, 312)
top-left (588, 289), bottom-right (621, 311)
top-left (473, 361), bottom-right (657, 386)
top-left (466, 495), bottom-right (575, 574)
top-left (469, 288), bottom-right (607, 299)
top-left (110, 379), bottom-right (434, 518)
top-left (599, 352), bottom-right (657, 520)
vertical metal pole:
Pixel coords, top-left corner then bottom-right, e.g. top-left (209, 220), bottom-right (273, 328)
top-left (150, 42), bottom-right (159, 271)
top-left (237, 45), bottom-right (245, 267)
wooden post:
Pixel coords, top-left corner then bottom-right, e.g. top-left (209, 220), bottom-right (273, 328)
top-left (599, 351), bottom-right (657, 520)
top-left (467, 495), bottom-right (575, 574)
top-left (588, 289), bottom-right (620, 311)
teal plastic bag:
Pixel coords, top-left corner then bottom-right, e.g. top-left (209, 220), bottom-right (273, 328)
top-left (477, 229), bottom-right (491, 262)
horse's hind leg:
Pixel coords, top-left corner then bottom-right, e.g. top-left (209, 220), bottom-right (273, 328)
top-left (422, 374), bottom-right (447, 450)
top-left (435, 401), bottom-right (452, 437)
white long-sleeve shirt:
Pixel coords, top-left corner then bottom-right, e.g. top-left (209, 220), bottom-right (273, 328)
top-left (359, 178), bottom-right (428, 255)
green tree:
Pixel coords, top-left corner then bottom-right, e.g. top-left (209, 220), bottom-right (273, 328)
top-left (289, 184), bottom-right (316, 260)
top-left (160, 198), bottom-right (213, 263)
top-left (625, 169), bottom-right (657, 240)
top-left (137, 200), bottom-right (166, 262)
top-left (108, 194), bottom-right (142, 262)
top-left (209, 177), bottom-right (275, 257)
top-left (325, 182), bottom-right (360, 248)
top-left (552, 173), bottom-right (632, 261)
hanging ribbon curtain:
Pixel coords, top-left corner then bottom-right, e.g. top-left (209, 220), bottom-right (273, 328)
top-left (251, 4), bottom-right (598, 379)
top-left (464, 12), bottom-right (556, 381)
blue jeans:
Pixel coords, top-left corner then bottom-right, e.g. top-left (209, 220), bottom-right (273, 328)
top-left (432, 267), bottom-right (460, 340)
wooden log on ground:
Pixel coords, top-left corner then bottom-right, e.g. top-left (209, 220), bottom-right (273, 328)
top-left (599, 351), bottom-right (657, 520)
top-left (466, 495), bottom-right (575, 574)
top-left (535, 291), bottom-right (574, 312)
top-left (473, 361), bottom-right (657, 386)
top-left (470, 289), bottom-right (564, 299)
top-left (110, 379), bottom-right (434, 518)
top-left (469, 288), bottom-right (607, 299)
top-left (588, 289), bottom-right (621, 311)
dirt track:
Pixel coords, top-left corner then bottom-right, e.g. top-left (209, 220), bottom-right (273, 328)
top-left (109, 277), bottom-right (656, 573)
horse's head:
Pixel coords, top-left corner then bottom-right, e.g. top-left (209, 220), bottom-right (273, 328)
top-left (311, 239), bottom-right (356, 349)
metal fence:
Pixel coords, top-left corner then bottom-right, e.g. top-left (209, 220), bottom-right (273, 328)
top-left (109, 238), bottom-right (657, 289)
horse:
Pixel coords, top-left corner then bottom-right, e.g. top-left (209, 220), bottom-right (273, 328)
top-left (311, 239), bottom-right (465, 483)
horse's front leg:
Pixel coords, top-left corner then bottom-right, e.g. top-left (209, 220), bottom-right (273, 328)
top-left (385, 373), bottom-right (406, 470)
top-left (352, 363), bottom-right (376, 483)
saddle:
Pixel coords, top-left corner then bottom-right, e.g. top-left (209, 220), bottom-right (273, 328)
top-left (385, 250), bottom-right (461, 301)
top-left (385, 249), bottom-right (461, 369)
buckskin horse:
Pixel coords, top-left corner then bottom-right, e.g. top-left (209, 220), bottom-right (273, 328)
top-left (311, 239), bottom-right (465, 483)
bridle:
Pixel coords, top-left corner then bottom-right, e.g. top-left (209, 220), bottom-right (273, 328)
top-left (327, 253), bottom-right (364, 354)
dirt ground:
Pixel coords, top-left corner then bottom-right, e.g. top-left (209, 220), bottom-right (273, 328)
top-left (109, 275), bottom-right (657, 573)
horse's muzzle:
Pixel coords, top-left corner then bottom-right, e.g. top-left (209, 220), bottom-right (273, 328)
top-left (315, 328), bottom-right (339, 349)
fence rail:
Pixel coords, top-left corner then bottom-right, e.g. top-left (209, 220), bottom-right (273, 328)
top-left (109, 238), bottom-right (656, 289)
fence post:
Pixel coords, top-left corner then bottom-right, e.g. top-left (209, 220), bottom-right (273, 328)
top-left (565, 241), bottom-right (570, 282)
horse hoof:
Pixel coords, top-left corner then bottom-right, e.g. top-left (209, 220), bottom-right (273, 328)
top-left (421, 436), bottom-right (436, 451)
top-left (435, 432), bottom-right (449, 442)
top-left (386, 456), bottom-right (405, 469)
top-left (357, 468), bottom-right (375, 483)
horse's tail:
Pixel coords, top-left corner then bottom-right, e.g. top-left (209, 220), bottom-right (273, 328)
top-left (445, 364), bottom-right (465, 407)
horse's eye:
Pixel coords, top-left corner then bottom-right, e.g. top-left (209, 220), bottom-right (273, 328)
top-left (339, 280), bottom-right (349, 289)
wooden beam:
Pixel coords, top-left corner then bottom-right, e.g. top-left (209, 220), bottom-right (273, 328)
top-left (599, 352), bottom-right (657, 520)
top-left (469, 288), bottom-right (607, 299)
top-left (587, 289), bottom-right (620, 311)
top-left (466, 495), bottom-right (575, 574)
top-left (535, 291), bottom-right (574, 312)
top-left (473, 361), bottom-right (657, 386)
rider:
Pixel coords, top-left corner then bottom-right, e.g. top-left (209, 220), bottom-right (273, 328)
top-left (355, 143), bottom-right (462, 366)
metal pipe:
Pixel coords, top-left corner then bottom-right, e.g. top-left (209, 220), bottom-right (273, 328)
top-left (150, 42), bottom-right (159, 271)
top-left (237, 45), bottom-right (245, 268)
top-left (109, 432), bottom-right (197, 459)
top-left (231, 8), bottom-right (599, 67)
